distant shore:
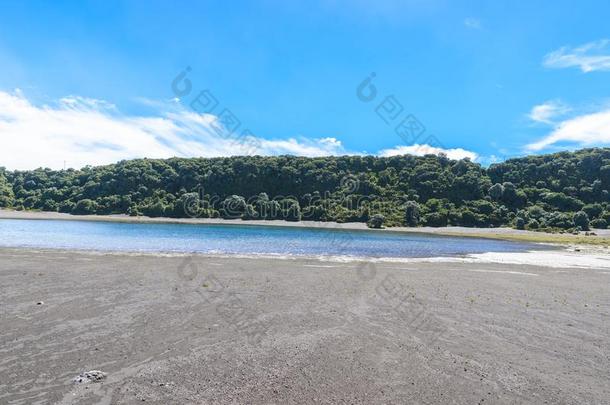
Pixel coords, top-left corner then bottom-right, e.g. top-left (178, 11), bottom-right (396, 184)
top-left (1, 208), bottom-right (609, 247)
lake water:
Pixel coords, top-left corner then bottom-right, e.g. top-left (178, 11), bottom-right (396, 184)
top-left (0, 218), bottom-right (549, 259)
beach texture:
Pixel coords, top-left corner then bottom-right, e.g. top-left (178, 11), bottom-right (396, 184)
top-left (1, 249), bottom-right (608, 404)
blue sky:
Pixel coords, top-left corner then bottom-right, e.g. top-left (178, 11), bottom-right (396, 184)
top-left (1, 0), bottom-right (610, 169)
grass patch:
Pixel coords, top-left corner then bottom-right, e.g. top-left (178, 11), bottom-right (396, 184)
top-left (435, 231), bottom-right (610, 247)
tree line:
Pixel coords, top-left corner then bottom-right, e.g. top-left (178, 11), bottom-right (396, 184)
top-left (1, 148), bottom-right (609, 231)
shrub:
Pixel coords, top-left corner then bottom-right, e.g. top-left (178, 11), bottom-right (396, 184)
top-left (501, 182), bottom-right (527, 207)
top-left (471, 200), bottom-right (494, 215)
top-left (582, 203), bottom-right (603, 219)
top-left (72, 199), bottom-right (98, 215)
top-left (42, 200), bottom-right (57, 211)
top-left (142, 200), bottom-right (167, 217)
top-left (542, 192), bottom-right (584, 211)
top-left (545, 212), bottom-right (573, 229)
top-left (590, 218), bottom-right (607, 229)
top-left (178, 192), bottom-right (202, 218)
top-left (404, 201), bottom-right (419, 226)
top-left (0, 182), bottom-right (14, 207)
top-left (526, 205), bottom-right (546, 219)
top-left (515, 217), bottom-right (525, 230)
top-left (527, 219), bottom-right (540, 229)
top-left (573, 211), bottom-right (590, 231)
top-left (460, 209), bottom-right (478, 227)
top-left (241, 204), bottom-right (259, 220)
top-left (423, 212), bottom-right (447, 227)
top-left (221, 195), bottom-right (247, 219)
top-left (367, 214), bottom-right (385, 229)
top-left (281, 199), bottom-right (301, 221)
top-left (58, 201), bottom-right (75, 213)
top-left (488, 183), bottom-right (504, 200)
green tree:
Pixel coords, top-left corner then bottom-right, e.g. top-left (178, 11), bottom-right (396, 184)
top-left (582, 203), bottom-right (603, 219)
top-left (0, 170), bottom-right (14, 207)
top-left (221, 195), bottom-right (247, 219)
top-left (1, 148), bottom-right (609, 232)
top-left (515, 217), bottom-right (525, 230)
top-left (367, 214), bottom-right (385, 229)
top-left (404, 201), bottom-right (420, 227)
top-left (573, 211), bottom-right (590, 231)
top-left (590, 218), bottom-right (607, 229)
top-left (488, 183), bottom-right (504, 200)
top-left (72, 199), bottom-right (98, 215)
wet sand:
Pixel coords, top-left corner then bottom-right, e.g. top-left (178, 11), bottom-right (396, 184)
top-left (1, 248), bottom-right (608, 404)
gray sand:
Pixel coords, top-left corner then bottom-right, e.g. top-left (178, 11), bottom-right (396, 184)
top-left (0, 249), bottom-right (608, 404)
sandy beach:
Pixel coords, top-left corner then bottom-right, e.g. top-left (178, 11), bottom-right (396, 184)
top-left (3, 2), bottom-right (609, 404)
top-left (1, 248), bottom-right (608, 404)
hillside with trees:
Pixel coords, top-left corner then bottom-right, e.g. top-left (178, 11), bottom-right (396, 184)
top-left (1, 148), bottom-right (609, 232)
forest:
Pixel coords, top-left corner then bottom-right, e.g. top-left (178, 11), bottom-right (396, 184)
top-left (1, 148), bottom-right (609, 232)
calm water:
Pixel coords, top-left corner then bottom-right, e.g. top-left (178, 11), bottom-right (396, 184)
top-left (0, 219), bottom-right (547, 259)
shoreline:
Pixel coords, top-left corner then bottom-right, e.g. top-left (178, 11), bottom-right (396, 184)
top-left (1, 244), bottom-right (608, 269)
top-left (1, 208), bottom-right (609, 247)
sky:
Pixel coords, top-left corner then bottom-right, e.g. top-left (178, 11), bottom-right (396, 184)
top-left (1, 0), bottom-right (609, 170)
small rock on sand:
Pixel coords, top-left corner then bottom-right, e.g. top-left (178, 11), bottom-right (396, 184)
top-left (73, 370), bottom-right (107, 384)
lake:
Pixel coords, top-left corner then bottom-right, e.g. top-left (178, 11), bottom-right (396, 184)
top-left (0, 218), bottom-right (550, 259)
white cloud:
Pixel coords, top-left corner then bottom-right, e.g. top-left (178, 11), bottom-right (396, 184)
top-left (257, 136), bottom-right (346, 156)
top-left (0, 90), bottom-right (485, 170)
top-left (463, 17), bottom-right (481, 30)
top-left (378, 144), bottom-right (478, 161)
top-left (528, 100), bottom-right (571, 124)
top-left (526, 108), bottom-right (610, 151)
top-left (543, 39), bottom-right (610, 73)
top-left (0, 90), bottom-right (349, 170)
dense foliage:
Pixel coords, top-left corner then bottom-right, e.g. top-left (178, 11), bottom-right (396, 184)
top-left (2, 148), bottom-right (609, 231)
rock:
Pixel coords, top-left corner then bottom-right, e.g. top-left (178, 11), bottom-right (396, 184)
top-left (36, 301), bottom-right (44, 305)
top-left (73, 370), bottom-right (107, 384)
